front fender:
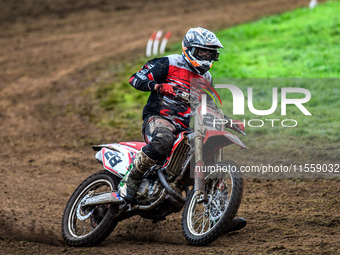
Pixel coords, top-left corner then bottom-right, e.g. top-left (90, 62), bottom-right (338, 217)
top-left (203, 130), bottom-right (247, 151)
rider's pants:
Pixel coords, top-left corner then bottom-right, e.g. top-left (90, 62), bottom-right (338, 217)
top-left (141, 115), bottom-right (177, 160)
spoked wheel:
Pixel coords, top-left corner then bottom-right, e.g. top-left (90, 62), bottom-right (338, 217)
top-left (182, 161), bottom-right (243, 246)
top-left (62, 171), bottom-right (120, 246)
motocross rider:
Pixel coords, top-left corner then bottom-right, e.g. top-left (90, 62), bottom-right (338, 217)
top-left (119, 27), bottom-right (246, 232)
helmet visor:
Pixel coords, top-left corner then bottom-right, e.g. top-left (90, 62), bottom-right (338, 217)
top-left (192, 47), bottom-right (220, 61)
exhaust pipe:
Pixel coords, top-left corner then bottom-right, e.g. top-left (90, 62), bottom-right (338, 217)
top-left (157, 169), bottom-right (186, 204)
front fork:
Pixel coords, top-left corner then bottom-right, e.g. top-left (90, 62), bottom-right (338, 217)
top-left (194, 135), bottom-right (224, 203)
top-left (194, 135), bottom-right (206, 203)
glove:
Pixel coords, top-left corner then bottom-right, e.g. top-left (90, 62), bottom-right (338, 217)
top-left (154, 83), bottom-right (174, 96)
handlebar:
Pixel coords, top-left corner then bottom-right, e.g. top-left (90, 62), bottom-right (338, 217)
top-left (178, 91), bottom-right (246, 136)
top-left (174, 90), bottom-right (197, 106)
top-left (161, 87), bottom-right (246, 136)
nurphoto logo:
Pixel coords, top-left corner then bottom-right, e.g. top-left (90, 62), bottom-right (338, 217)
top-left (201, 84), bottom-right (312, 128)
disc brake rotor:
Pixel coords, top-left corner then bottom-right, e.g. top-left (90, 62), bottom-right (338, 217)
top-left (207, 190), bottom-right (226, 221)
top-left (76, 194), bottom-right (95, 220)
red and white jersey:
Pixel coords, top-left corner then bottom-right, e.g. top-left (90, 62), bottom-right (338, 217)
top-left (129, 54), bottom-right (212, 129)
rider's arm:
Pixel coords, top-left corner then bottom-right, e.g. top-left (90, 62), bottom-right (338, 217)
top-left (129, 57), bottom-right (169, 92)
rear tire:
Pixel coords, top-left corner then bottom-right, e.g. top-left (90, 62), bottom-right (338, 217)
top-left (62, 171), bottom-right (120, 246)
top-left (182, 161), bottom-right (243, 246)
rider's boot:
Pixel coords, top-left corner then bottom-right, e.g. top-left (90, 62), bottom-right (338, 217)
top-left (224, 217), bottom-right (247, 233)
top-left (119, 150), bottom-right (157, 203)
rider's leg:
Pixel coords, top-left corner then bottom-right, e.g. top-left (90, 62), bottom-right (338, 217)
top-left (119, 150), bottom-right (157, 202)
top-left (119, 116), bottom-right (176, 202)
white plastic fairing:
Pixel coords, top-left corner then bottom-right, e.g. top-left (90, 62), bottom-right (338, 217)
top-left (94, 143), bottom-right (139, 177)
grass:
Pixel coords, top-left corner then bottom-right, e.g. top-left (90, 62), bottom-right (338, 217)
top-left (93, 60), bottom-right (151, 138)
top-left (93, 0), bottom-right (340, 162)
top-left (209, 1), bottom-right (340, 162)
top-left (212, 1), bottom-right (340, 78)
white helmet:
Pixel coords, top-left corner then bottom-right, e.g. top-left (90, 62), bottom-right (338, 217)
top-left (182, 27), bottom-right (223, 74)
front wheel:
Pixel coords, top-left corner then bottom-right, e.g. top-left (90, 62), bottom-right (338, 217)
top-left (62, 171), bottom-right (120, 246)
top-left (182, 161), bottom-right (244, 246)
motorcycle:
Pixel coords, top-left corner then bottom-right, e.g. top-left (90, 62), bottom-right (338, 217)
top-left (62, 89), bottom-right (247, 246)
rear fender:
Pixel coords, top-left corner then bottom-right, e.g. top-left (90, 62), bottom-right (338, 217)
top-left (93, 143), bottom-right (139, 177)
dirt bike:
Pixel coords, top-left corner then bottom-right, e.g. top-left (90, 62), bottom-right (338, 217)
top-left (62, 89), bottom-right (247, 246)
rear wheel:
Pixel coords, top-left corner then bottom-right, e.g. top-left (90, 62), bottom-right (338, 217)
top-left (182, 161), bottom-right (243, 246)
top-left (62, 171), bottom-right (120, 246)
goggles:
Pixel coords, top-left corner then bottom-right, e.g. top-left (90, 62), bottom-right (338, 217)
top-left (191, 47), bottom-right (220, 61)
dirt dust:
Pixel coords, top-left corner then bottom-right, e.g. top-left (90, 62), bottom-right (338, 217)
top-left (0, 0), bottom-right (338, 254)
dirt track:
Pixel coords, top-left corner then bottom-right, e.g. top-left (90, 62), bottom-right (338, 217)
top-left (0, 0), bottom-right (339, 254)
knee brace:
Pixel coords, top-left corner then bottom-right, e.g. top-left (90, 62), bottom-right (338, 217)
top-left (142, 127), bottom-right (175, 160)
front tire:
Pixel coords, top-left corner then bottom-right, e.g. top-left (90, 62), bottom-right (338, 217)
top-left (182, 161), bottom-right (243, 246)
top-left (62, 171), bottom-right (120, 246)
